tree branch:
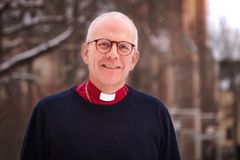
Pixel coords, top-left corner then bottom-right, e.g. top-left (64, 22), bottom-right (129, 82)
top-left (1, 0), bottom-right (43, 12)
top-left (4, 15), bottom-right (65, 35)
top-left (10, 0), bottom-right (43, 8)
top-left (0, 26), bottom-right (74, 75)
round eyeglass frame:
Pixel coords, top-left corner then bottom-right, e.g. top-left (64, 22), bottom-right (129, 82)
top-left (87, 38), bottom-right (135, 56)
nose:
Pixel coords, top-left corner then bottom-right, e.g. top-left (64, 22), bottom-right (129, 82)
top-left (106, 43), bottom-right (119, 59)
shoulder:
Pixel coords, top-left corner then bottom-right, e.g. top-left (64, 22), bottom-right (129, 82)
top-left (128, 86), bottom-right (173, 129)
top-left (34, 86), bottom-right (77, 111)
top-left (128, 86), bottom-right (169, 112)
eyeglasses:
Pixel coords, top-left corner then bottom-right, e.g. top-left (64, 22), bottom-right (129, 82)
top-left (87, 38), bottom-right (135, 56)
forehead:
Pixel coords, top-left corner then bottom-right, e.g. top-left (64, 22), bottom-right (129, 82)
top-left (91, 15), bottom-right (136, 42)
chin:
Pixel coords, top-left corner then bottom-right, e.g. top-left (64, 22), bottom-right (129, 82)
top-left (101, 78), bottom-right (123, 87)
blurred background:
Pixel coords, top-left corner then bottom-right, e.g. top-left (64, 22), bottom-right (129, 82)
top-left (0, 0), bottom-right (239, 160)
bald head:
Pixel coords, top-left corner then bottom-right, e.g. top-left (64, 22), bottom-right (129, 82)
top-left (86, 11), bottom-right (138, 49)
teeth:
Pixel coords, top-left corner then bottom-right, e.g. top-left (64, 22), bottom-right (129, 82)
top-left (102, 64), bottom-right (119, 69)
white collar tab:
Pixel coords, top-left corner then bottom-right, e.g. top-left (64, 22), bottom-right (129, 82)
top-left (99, 92), bottom-right (116, 101)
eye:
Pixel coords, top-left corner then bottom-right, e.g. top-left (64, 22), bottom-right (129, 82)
top-left (118, 42), bottom-right (131, 52)
top-left (97, 40), bottom-right (111, 50)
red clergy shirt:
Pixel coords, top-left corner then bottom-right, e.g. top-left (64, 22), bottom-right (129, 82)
top-left (76, 80), bottom-right (128, 105)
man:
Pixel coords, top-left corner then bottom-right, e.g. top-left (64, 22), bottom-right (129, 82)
top-left (21, 11), bottom-right (180, 160)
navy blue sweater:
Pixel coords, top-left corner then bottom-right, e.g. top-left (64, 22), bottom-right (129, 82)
top-left (21, 86), bottom-right (180, 160)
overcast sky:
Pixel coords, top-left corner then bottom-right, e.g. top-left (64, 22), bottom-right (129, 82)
top-left (208, 0), bottom-right (240, 29)
top-left (207, 0), bottom-right (240, 61)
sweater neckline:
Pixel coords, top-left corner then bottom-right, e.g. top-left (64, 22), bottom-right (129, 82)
top-left (76, 80), bottom-right (128, 105)
top-left (72, 85), bottom-right (133, 111)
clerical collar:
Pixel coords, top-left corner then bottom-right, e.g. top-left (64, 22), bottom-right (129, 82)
top-left (99, 92), bottom-right (115, 101)
top-left (76, 80), bottom-right (128, 105)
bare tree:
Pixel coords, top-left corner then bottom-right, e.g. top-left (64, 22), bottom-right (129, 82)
top-left (0, 1), bottom-right (76, 159)
top-left (209, 18), bottom-right (240, 160)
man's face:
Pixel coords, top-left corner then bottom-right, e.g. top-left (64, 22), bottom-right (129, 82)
top-left (81, 16), bottom-right (139, 92)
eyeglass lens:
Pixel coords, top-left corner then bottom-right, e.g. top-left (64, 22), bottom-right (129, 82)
top-left (96, 39), bottom-right (133, 56)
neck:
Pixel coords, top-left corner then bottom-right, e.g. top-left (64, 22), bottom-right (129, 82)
top-left (89, 79), bottom-right (125, 94)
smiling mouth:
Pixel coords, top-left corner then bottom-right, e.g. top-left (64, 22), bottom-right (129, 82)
top-left (102, 64), bottom-right (121, 69)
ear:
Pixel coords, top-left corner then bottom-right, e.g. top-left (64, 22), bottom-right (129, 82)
top-left (130, 50), bottom-right (139, 70)
top-left (81, 43), bottom-right (89, 64)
